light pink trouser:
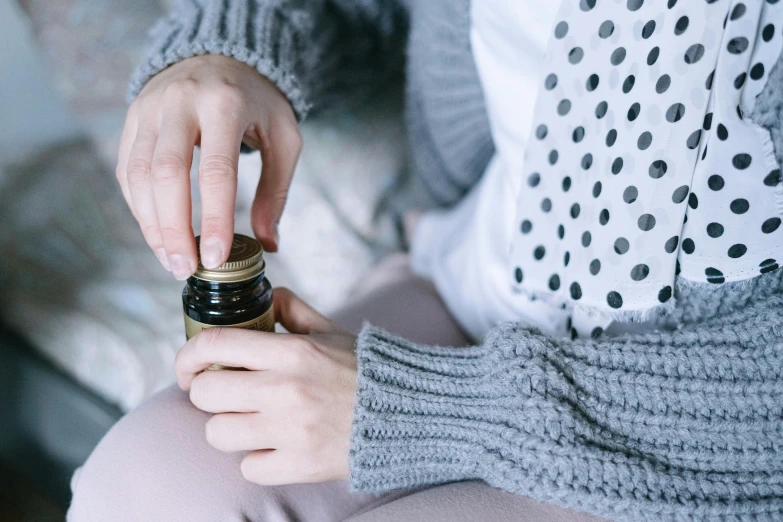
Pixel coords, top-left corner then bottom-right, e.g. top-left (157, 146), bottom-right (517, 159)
top-left (67, 255), bottom-right (603, 522)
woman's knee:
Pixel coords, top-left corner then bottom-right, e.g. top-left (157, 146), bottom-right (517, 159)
top-left (67, 385), bottom-right (250, 521)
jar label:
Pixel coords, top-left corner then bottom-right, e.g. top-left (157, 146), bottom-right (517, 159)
top-left (184, 307), bottom-right (275, 370)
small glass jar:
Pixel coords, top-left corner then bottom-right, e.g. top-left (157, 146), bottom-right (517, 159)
top-left (182, 234), bottom-right (274, 353)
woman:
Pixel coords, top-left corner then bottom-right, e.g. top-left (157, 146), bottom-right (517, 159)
top-left (68, 0), bottom-right (783, 520)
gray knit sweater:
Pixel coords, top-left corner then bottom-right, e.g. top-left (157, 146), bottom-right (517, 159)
top-left (131, 1), bottom-right (783, 520)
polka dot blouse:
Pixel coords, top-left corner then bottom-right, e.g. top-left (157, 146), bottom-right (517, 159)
top-left (509, 0), bottom-right (783, 325)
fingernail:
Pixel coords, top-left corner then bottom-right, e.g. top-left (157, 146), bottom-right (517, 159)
top-left (155, 248), bottom-right (171, 271)
top-left (200, 238), bottom-right (225, 269)
top-left (170, 254), bottom-right (194, 281)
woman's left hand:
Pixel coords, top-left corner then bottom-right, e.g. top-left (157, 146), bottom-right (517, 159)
top-left (174, 288), bottom-right (357, 485)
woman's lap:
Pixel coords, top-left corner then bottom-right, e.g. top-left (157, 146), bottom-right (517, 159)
top-left (67, 255), bottom-right (598, 521)
top-left (67, 383), bottom-right (411, 522)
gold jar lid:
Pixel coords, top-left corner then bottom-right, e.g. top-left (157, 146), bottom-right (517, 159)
top-left (193, 234), bottom-right (265, 283)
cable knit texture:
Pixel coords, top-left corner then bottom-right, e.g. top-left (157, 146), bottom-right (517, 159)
top-left (352, 269), bottom-right (783, 521)
top-left (127, 0), bottom-right (409, 120)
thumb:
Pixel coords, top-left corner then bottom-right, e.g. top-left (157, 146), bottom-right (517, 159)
top-left (251, 123), bottom-right (302, 252)
top-left (273, 287), bottom-right (335, 335)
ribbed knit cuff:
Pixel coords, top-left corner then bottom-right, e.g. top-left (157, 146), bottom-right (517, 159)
top-left (349, 297), bottom-right (783, 519)
top-left (349, 323), bottom-right (543, 493)
top-left (127, 0), bottom-right (311, 120)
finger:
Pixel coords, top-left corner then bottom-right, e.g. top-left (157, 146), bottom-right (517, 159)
top-left (118, 112), bottom-right (167, 269)
top-left (273, 287), bottom-right (335, 335)
top-left (250, 119), bottom-right (302, 252)
top-left (197, 111), bottom-right (243, 269)
top-left (241, 449), bottom-right (326, 485)
top-left (116, 109), bottom-right (138, 215)
top-left (205, 412), bottom-right (277, 452)
top-left (127, 122), bottom-right (169, 269)
top-left (188, 369), bottom-right (269, 414)
top-left (174, 328), bottom-right (302, 389)
top-left (151, 106), bottom-right (199, 280)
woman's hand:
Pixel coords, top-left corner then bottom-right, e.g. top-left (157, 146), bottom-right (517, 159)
top-left (117, 55), bottom-right (302, 279)
top-left (174, 288), bottom-right (357, 485)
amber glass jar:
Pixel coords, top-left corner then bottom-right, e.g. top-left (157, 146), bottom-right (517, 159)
top-left (182, 234), bottom-right (274, 345)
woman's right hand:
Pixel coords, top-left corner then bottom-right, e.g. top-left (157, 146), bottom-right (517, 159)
top-left (116, 55), bottom-right (302, 280)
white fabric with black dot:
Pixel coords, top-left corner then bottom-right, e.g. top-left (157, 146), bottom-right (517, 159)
top-left (510, 0), bottom-right (783, 328)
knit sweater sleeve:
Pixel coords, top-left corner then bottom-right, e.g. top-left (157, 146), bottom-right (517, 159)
top-left (350, 293), bottom-right (783, 521)
top-left (127, 0), bottom-right (408, 120)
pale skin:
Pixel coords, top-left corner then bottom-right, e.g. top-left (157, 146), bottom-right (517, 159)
top-left (176, 288), bottom-right (358, 484)
top-left (117, 56), bottom-right (356, 484)
top-left (117, 54), bottom-right (302, 278)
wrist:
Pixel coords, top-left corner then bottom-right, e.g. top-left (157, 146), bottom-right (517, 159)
top-left (128, 0), bottom-right (310, 119)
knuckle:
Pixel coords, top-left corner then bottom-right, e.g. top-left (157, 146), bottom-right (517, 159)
top-left (199, 154), bottom-right (237, 185)
top-left (254, 186), bottom-right (290, 217)
top-left (126, 158), bottom-right (152, 186)
top-left (284, 346), bottom-right (306, 370)
top-left (270, 186), bottom-right (291, 206)
top-left (133, 96), bottom-right (155, 116)
top-left (152, 153), bottom-right (189, 184)
top-left (285, 340), bottom-right (314, 370)
top-left (140, 224), bottom-right (162, 242)
top-left (128, 96), bottom-right (155, 119)
top-left (285, 377), bottom-right (311, 406)
top-left (159, 226), bottom-right (190, 244)
top-left (204, 84), bottom-right (247, 114)
top-left (221, 84), bottom-right (249, 109)
top-left (298, 417), bottom-right (321, 449)
top-left (163, 78), bottom-right (198, 103)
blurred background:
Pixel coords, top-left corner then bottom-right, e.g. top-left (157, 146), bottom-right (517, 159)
top-left (0, 0), bottom-right (407, 518)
